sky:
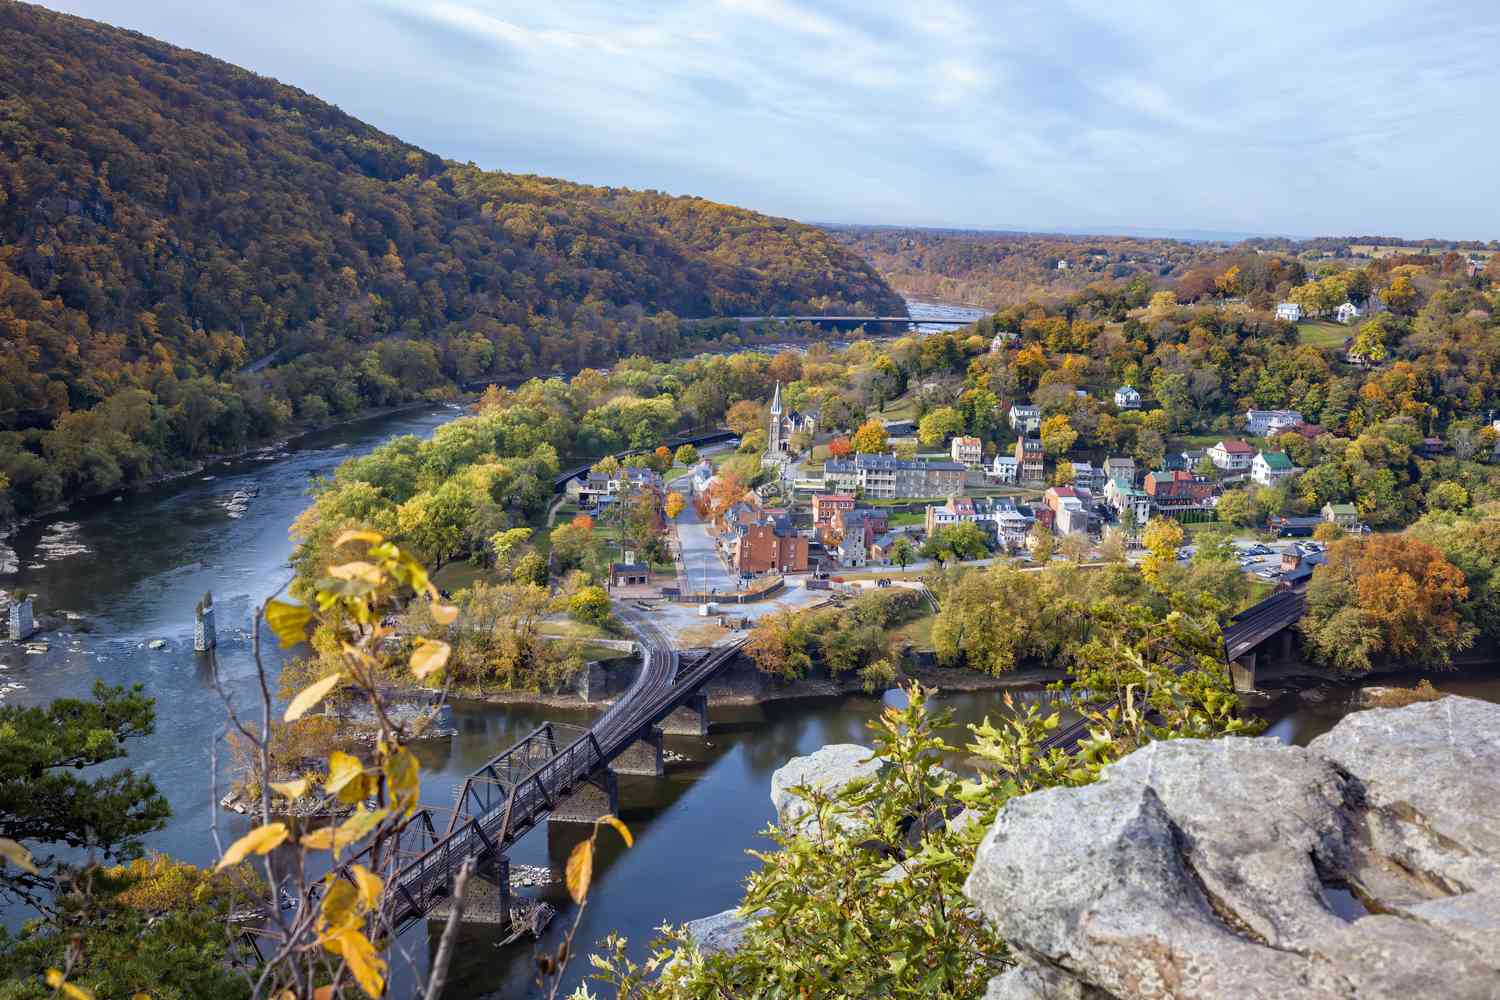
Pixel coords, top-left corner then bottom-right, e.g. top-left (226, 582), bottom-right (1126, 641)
top-left (41, 0), bottom-right (1500, 241)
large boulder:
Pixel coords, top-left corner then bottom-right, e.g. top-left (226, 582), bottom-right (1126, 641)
top-left (769, 743), bottom-right (885, 832)
top-left (681, 908), bottom-right (756, 956)
top-left (964, 695), bottom-right (1500, 999)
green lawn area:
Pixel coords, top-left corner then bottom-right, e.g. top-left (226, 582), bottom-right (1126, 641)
top-left (538, 618), bottom-right (614, 641)
top-left (895, 612), bottom-right (936, 651)
top-left (1171, 433), bottom-right (1224, 448)
top-left (887, 511), bottom-right (925, 527)
top-left (432, 560), bottom-right (496, 594)
top-left (875, 393), bottom-right (918, 422)
top-left (1297, 320), bottom-right (1349, 349)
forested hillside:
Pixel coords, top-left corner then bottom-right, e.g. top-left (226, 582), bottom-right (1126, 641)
top-left (0, 2), bottom-right (899, 518)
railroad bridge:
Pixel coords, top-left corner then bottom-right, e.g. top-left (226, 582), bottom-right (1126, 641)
top-left (1222, 589), bottom-right (1308, 692)
top-left (330, 620), bottom-right (746, 938)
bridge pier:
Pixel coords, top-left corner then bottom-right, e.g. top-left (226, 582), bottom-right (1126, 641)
top-left (428, 856), bottom-right (511, 926)
top-left (611, 727), bottom-right (664, 777)
top-left (1279, 628), bottom-right (1295, 663)
top-left (659, 692), bottom-right (710, 737)
top-left (549, 769), bottom-right (619, 825)
top-left (1230, 652), bottom-right (1258, 694)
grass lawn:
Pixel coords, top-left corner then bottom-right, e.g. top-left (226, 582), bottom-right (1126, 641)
top-left (432, 561), bottom-right (496, 594)
top-left (887, 511), bottom-right (925, 527)
top-left (875, 393), bottom-right (918, 422)
top-left (895, 613), bottom-right (936, 651)
top-left (538, 618), bottom-right (615, 641)
top-left (1297, 320), bottom-right (1349, 349)
top-left (1171, 433), bottom-right (1224, 448)
top-left (574, 641), bottom-right (638, 663)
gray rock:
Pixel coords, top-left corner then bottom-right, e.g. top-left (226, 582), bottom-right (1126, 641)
top-left (769, 743), bottom-right (884, 832)
top-left (681, 907), bottom-right (758, 956)
top-left (964, 696), bottom-right (1500, 1000)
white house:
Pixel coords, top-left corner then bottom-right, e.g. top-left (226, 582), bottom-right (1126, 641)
top-left (1056, 259), bottom-right (1070, 270)
top-left (1008, 403), bottom-right (1041, 434)
top-left (1245, 409), bottom-right (1304, 436)
top-left (1275, 302), bottom-right (1303, 322)
top-left (1251, 450), bottom-right (1301, 487)
top-left (1335, 301), bottom-right (1362, 324)
top-left (989, 455), bottom-right (1019, 484)
top-left (989, 331), bottom-right (1016, 353)
top-left (950, 436), bottom-right (982, 467)
top-left (1208, 439), bottom-right (1255, 472)
top-left (1113, 385), bottom-right (1141, 410)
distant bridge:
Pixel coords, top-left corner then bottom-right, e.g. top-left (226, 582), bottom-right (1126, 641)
top-left (712, 315), bottom-right (975, 327)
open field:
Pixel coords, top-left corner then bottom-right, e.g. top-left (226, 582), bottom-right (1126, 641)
top-left (895, 613), bottom-right (936, 651)
top-left (1297, 320), bottom-right (1349, 348)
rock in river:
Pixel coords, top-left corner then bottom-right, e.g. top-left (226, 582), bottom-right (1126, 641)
top-left (964, 695), bottom-right (1500, 999)
top-left (769, 742), bottom-right (885, 833)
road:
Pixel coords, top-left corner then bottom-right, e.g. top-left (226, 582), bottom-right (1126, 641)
top-left (670, 483), bottom-right (740, 595)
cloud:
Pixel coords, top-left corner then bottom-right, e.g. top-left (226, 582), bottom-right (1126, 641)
top-left (38, 0), bottom-right (1500, 238)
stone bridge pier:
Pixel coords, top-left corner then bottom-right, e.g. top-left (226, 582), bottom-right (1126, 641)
top-left (658, 692), bottom-right (710, 736)
top-left (429, 856), bottom-right (511, 927)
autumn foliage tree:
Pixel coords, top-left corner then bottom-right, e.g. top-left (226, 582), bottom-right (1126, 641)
top-left (1302, 534), bottom-right (1475, 673)
top-left (850, 419), bottom-right (889, 454)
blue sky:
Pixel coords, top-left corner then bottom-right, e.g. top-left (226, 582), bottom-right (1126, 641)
top-left (44, 0), bottom-right (1500, 240)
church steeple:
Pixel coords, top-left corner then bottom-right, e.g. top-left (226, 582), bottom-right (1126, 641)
top-left (770, 381), bottom-right (783, 415)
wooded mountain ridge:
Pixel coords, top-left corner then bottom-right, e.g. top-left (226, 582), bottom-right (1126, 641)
top-left (0, 2), bottom-right (899, 517)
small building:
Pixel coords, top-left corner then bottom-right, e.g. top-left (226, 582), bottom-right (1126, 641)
top-left (1245, 409), bottom-right (1305, 437)
top-left (837, 532), bottom-right (868, 568)
top-left (1251, 450), bottom-right (1300, 487)
top-left (1275, 302), bottom-right (1303, 322)
top-left (989, 331), bottom-right (1017, 353)
top-left (1335, 301), bottom-right (1362, 324)
top-left (869, 532), bottom-right (907, 565)
top-left (1208, 439), bottom-right (1255, 472)
top-left (1056, 259), bottom-right (1070, 270)
top-left (950, 436), bottom-right (983, 467)
top-left (1014, 436), bottom-right (1044, 484)
top-left (1104, 456), bottom-right (1136, 487)
top-left (1322, 502), bottom-right (1359, 532)
top-left (1113, 385), bottom-right (1142, 410)
top-left (811, 493), bottom-right (856, 526)
top-left (610, 563), bottom-right (650, 587)
top-left (1008, 403), bottom-right (1041, 434)
top-left (1270, 515), bottom-right (1324, 538)
top-left (989, 455), bottom-right (1019, 484)
top-left (1144, 470), bottom-right (1220, 523)
top-left (1069, 461), bottom-right (1105, 492)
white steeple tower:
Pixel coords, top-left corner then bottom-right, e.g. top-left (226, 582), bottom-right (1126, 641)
top-left (768, 382), bottom-right (783, 454)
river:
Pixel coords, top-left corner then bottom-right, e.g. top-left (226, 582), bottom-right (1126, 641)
top-left (2, 300), bottom-right (1497, 998)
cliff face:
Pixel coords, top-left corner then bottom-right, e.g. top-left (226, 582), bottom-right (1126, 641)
top-left (965, 696), bottom-right (1500, 999)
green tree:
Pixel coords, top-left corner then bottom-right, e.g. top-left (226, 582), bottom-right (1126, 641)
top-left (569, 585), bottom-right (613, 627)
top-left (917, 406), bottom-right (964, 448)
top-left (673, 444), bottom-right (699, 467)
top-left (1038, 413), bottom-right (1077, 457)
top-left (513, 550), bottom-right (549, 586)
top-left (0, 683), bottom-right (170, 908)
top-left (1140, 516), bottom-right (1184, 592)
top-left (1214, 488), bottom-right (1256, 528)
top-left (921, 523), bottom-right (991, 562)
top-left (890, 536), bottom-right (917, 570)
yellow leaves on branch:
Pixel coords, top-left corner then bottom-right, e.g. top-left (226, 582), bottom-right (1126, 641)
top-left (44, 970), bottom-right (97, 1000)
top-left (216, 822), bottom-right (289, 870)
top-left (284, 672), bottom-right (343, 721)
top-left (409, 638), bottom-right (450, 679)
top-left (315, 865), bottom-right (388, 997)
top-left (270, 776), bottom-right (314, 800)
top-left (324, 750), bottom-right (372, 804)
top-left (265, 599), bottom-right (313, 647)
top-left (565, 814), bottom-right (634, 904)
top-left (323, 927), bottom-right (387, 998)
top-left (301, 806), bottom-right (389, 858)
top-left (0, 837), bottom-right (38, 874)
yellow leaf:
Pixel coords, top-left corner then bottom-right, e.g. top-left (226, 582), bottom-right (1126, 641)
top-left (265, 599), bottom-right (314, 647)
top-left (597, 814), bottom-right (634, 849)
top-left (350, 863), bottom-right (382, 911)
top-left (336, 805), bottom-right (388, 850)
top-left (386, 748), bottom-right (420, 815)
top-left (217, 822), bottom-right (289, 870)
top-left (0, 838), bottom-right (37, 875)
top-left (409, 639), bottom-right (450, 679)
top-left (44, 971), bottom-right (95, 1000)
top-left (327, 561), bottom-right (381, 584)
top-left (324, 751), bottom-right (366, 801)
top-left (565, 839), bottom-right (594, 905)
top-left (430, 601), bottom-right (458, 625)
top-left (283, 672), bottom-right (343, 722)
top-left (270, 777), bottom-right (313, 800)
top-left (324, 927), bottom-right (387, 998)
top-left (334, 529), bottom-right (384, 548)
top-left (132, 994), bottom-right (151, 1000)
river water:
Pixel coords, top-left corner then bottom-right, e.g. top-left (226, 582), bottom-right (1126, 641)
top-left (3, 300), bottom-right (1497, 998)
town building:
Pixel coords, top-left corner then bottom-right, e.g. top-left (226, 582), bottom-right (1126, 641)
top-left (1275, 302), bottom-right (1303, 322)
top-left (1113, 385), bottom-right (1142, 410)
top-left (766, 382), bottom-right (817, 455)
top-left (1335, 301), bottom-right (1362, 324)
top-left (822, 454), bottom-right (966, 499)
top-left (726, 508), bottom-right (808, 574)
top-left (609, 562), bottom-right (650, 587)
top-left (1144, 470), bottom-right (1220, 522)
top-left (869, 532), bottom-right (910, 565)
top-left (1069, 461), bottom-right (1105, 492)
top-left (989, 331), bottom-right (1017, 353)
top-left (988, 455), bottom-right (1019, 484)
top-left (1008, 403), bottom-right (1041, 434)
top-left (950, 436), bottom-right (983, 467)
top-left (1105, 478), bottom-right (1153, 527)
top-left (1014, 436), bottom-right (1044, 484)
top-left (1322, 502), bottom-right (1359, 532)
top-left (923, 496), bottom-right (1033, 548)
top-left (811, 493), bottom-right (856, 527)
top-left (569, 465), bottom-right (663, 508)
top-left (831, 507), bottom-right (890, 548)
top-left (1251, 450), bottom-right (1300, 487)
top-left (1104, 456), bottom-right (1136, 487)
top-left (1245, 409), bottom-right (1305, 436)
top-left (1208, 439), bottom-right (1255, 472)
top-left (1042, 486), bottom-right (1092, 536)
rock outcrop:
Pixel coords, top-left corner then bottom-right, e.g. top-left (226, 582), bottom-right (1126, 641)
top-left (965, 695), bottom-right (1500, 999)
top-left (769, 742), bottom-right (885, 833)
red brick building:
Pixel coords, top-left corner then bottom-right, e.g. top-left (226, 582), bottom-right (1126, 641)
top-left (812, 493), bottom-right (856, 526)
top-left (729, 518), bottom-right (809, 574)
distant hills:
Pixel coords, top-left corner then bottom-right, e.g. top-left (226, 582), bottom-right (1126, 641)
top-left (0, 1), bottom-right (899, 515)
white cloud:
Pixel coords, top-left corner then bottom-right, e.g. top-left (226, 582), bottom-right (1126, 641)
top-left (39, 0), bottom-right (1500, 238)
